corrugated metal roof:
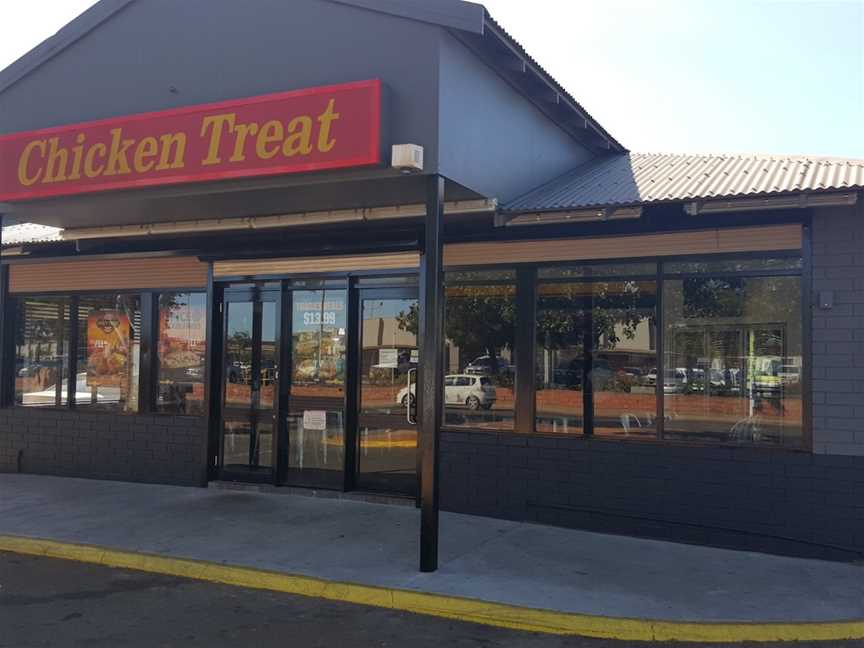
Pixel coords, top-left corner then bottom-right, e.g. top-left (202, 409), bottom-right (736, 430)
top-left (2, 223), bottom-right (64, 246)
top-left (504, 152), bottom-right (864, 213)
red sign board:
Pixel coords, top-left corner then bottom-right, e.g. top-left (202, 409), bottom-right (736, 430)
top-left (0, 79), bottom-right (381, 202)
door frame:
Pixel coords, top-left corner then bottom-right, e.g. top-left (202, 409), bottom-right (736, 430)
top-left (217, 283), bottom-right (281, 484)
top-left (353, 286), bottom-right (420, 495)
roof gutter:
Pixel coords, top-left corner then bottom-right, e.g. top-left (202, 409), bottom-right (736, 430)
top-left (683, 191), bottom-right (858, 216)
top-left (56, 199), bottom-right (497, 242)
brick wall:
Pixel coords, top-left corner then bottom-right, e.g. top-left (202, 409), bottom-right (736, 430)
top-left (811, 200), bottom-right (864, 455)
top-left (0, 408), bottom-right (208, 487)
top-left (440, 431), bottom-right (864, 560)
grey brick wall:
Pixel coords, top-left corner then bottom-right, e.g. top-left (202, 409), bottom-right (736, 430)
top-left (0, 408), bottom-right (208, 487)
top-left (440, 431), bottom-right (864, 561)
top-left (811, 200), bottom-right (864, 456)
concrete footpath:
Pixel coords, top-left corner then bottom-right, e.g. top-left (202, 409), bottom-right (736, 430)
top-left (1, 474), bottom-right (863, 642)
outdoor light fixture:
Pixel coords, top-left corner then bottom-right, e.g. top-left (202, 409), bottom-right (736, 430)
top-left (683, 192), bottom-right (858, 215)
top-left (498, 206), bottom-right (642, 227)
top-left (391, 144), bottom-right (425, 174)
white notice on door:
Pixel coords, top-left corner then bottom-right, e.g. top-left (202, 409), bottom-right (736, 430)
top-left (303, 410), bottom-right (327, 431)
top-left (378, 348), bottom-right (398, 368)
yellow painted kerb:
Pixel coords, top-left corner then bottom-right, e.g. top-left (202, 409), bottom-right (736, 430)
top-left (1, 534), bottom-right (862, 643)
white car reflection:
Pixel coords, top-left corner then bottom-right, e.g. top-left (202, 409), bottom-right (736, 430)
top-left (397, 374), bottom-right (496, 411)
top-left (22, 372), bottom-right (113, 406)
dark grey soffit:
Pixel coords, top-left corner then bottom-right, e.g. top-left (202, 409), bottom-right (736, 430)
top-left (0, 0), bottom-right (134, 95)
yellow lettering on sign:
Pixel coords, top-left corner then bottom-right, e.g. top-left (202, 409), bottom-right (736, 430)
top-left (200, 113), bottom-right (235, 166)
top-left (256, 120), bottom-right (284, 160)
top-left (317, 99), bottom-right (340, 153)
top-left (156, 133), bottom-right (186, 171)
top-left (84, 143), bottom-right (107, 178)
top-left (229, 122), bottom-right (259, 163)
top-left (43, 137), bottom-right (69, 183)
top-left (104, 127), bottom-right (135, 176)
top-left (17, 139), bottom-right (46, 187)
top-left (283, 115), bottom-right (313, 157)
top-left (69, 133), bottom-right (86, 181)
top-left (133, 137), bottom-right (159, 173)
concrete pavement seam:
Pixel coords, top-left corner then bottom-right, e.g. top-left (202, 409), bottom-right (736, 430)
top-left (1, 534), bottom-right (863, 643)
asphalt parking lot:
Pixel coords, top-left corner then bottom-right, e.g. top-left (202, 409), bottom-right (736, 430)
top-left (1, 552), bottom-right (861, 648)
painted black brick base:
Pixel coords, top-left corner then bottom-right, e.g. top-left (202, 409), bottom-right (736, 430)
top-left (440, 431), bottom-right (864, 561)
top-left (0, 408), bottom-right (207, 487)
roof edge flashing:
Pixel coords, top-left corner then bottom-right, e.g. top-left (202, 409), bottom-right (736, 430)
top-left (323, 0), bottom-right (485, 33)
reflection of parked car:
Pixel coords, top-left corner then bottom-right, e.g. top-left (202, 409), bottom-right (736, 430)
top-left (226, 361), bottom-right (245, 384)
top-left (464, 355), bottom-right (514, 376)
top-left (688, 368), bottom-right (727, 392)
top-left (619, 366), bottom-right (644, 379)
top-left (663, 369), bottom-right (689, 394)
top-left (779, 364), bottom-right (801, 385)
top-left (17, 359), bottom-right (61, 378)
top-left (552, 358), bottom-right (614, 389)
top-left (397, 374), bottom-right (496, 410)
top-left (22, 373), bottom-right (108, 406)
top-left (753, 357), bottom-right (783, 397)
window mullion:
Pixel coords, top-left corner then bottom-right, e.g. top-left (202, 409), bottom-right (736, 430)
top-left (67, 297), bottom-right (79, 410)
top-left (514, 267), bottom-right (536, 434)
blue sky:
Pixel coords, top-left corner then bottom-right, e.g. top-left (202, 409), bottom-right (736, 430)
top-left (2, 0), bottom-right (862, 157)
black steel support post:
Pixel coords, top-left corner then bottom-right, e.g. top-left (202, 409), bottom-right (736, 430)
top-left (0, 214), bottom-right (10, 408)
top-left (514, 268), bottom-right (537, 434)
top-left (418, 175), bottom-right (445, 573)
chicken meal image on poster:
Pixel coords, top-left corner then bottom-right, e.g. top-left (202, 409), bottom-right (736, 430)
top-left (87, 310), bottom-right (131, 387)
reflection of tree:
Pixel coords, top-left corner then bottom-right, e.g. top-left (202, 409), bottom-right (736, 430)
top-left (397, 287), bottom-right (517, 374)
top-left (227, 331), bottom-right (252, 364)
top-left (395, 281), bottom-right (653, 367)
top-left (539, 281), bottom-right (648, 352)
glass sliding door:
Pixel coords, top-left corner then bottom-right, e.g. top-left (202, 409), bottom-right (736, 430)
top-left (284, 282), bottom-right (348, 488)
top-left (356, 288), bottom-right (419, 495)
top-left (219, 285), bottom-right (280, 482)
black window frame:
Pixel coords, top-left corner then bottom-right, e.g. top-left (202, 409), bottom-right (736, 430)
top-left (153, 290), bottom-right (209, 416)
top-left (11, 287), bottom-right (207, 417)
top-left (441, 248), bottom-right (809, 450)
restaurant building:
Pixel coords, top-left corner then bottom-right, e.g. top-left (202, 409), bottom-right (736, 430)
top-left (1, 0), bottom-right (863, 566)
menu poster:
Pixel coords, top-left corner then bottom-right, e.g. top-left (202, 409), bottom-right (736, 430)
top-left (86, 310), bottom-right (131, 388)
top-left (159, 298), bottom-right (206, 368)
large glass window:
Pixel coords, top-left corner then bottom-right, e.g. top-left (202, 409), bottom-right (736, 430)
top-left (75, 294), bottom-right (141, 412)
top-left (662, 274), bottom-right (803, 446)
top-left (156, 292), bottom-right (207, 415)
top-left (443, 271), bottom-right (516, 429)
top-left (14, 290), bottom-right (211, 417)
top-left (536, 278), bottom-right (657, 439)
top-left (15, 297), bottom-right (70, 407)
top-left (442, 255), bottom-right (804, 448)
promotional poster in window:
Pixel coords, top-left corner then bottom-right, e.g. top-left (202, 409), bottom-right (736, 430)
top-left (86, 310), bottom-right (130, 388)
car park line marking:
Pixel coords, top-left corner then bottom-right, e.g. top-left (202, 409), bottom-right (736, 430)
top-left (1, 534), bottom-right (863, 643)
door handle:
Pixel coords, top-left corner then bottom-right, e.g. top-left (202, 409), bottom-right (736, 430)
top-left (407, 368), bottom-right (417, 424)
